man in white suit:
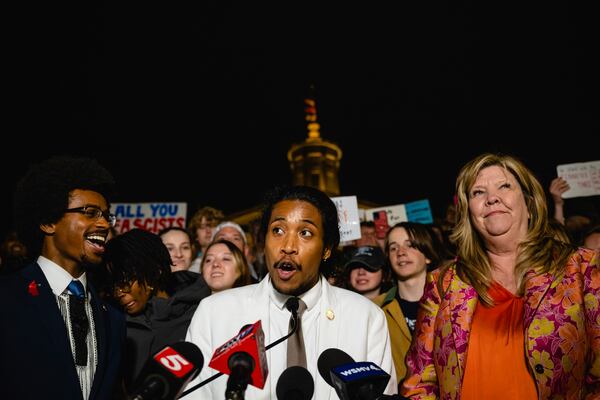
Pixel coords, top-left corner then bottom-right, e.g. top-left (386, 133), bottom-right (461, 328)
top-left (185, 185), bottom-right (397, 399)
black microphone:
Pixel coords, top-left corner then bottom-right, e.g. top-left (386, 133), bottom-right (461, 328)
top-left (317, 348), bottom-right (391, 400)
top-left (286, 297), bottom-right (300, 317)
top-left (265, 297), bottom-right (301, 350)
top-left (276, 366), bottom-right (314, 400)
top-left (224, 352), bottom-right (256, 400)
top-left (129, 341), bottom-right (203, 400)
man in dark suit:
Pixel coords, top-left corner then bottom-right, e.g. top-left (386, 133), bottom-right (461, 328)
top-left (0, 156), bottom-right (126, 400)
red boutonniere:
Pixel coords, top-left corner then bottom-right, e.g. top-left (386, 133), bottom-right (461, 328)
top-left (28, 280), bottom-right (40, 297)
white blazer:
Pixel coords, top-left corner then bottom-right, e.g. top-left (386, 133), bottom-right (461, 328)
top-left (184, 276), bottom-right (397, 399)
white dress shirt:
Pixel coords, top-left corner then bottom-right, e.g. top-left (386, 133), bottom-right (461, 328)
top-left (185, 275), bottom-right (397, 399)
top-left (267, 278), bottom-right (322, 383)
top-left (38, 256), bottom-right (97, 400)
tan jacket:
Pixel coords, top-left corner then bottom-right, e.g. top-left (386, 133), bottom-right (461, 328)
top-left (374, 286), bottom-right (413, 384)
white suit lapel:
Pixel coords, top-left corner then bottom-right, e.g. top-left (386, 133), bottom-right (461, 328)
top-left (248, 279), bottom-right (273, 398)
top-left (315, 279), bottom-right (340, 400)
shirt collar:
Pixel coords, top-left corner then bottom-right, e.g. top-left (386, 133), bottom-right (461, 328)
top-left (37, 255), bottom-right (88, 297)
top-left (268, 274), bottom-right (323, 312)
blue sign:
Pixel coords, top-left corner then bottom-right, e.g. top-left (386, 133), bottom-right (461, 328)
top-left (405, 199), bottom-right (433, 224)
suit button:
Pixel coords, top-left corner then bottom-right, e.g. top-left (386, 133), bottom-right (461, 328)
top-left (534, 364), bottom-right (544, 374)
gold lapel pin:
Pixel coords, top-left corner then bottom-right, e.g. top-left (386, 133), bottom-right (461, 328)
top-left (326, 309), bottom-right (335, 320)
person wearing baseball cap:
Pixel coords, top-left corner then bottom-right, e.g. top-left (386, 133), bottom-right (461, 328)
top-left (342, 245), bottom-right (393, 300)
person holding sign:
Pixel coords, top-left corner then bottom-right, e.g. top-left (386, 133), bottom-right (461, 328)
top-left (401, 153), bottom-right (600, 400)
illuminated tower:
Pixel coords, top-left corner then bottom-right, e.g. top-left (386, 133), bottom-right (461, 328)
top-left (287, 89), bottom-right (343, 196)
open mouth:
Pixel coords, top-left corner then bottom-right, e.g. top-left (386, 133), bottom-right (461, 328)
top-left (276, 261), bottom-right (297, 272)
top-left (275, 261), bottom-right (298, 280)
top-left (121, 300), bottom-right (136, 311)
top-left (85, 233), bottom-right (107, 253)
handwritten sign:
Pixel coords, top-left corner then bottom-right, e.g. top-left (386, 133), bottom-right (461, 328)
top-left (111, 202), bottom-right (187, 235)
top-left (330, 196), bottom-right (361, 242)
top-left (557, 160), bottom-right (600, 198)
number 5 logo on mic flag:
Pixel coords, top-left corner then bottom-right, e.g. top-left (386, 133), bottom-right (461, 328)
top-left (154, 346), bottom-right (194, 378)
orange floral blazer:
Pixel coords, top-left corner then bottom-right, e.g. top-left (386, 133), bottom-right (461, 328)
top-left (401, 248), bottom-right (600, 400)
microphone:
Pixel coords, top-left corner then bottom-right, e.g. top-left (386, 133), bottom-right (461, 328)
top-left (264, 297), bottom-right (301, 350)
top-left (180, 300), bottom-right (302, 398)
top-left (276, 366), bottom-right (314, 400)
top-left (208, 320), bottom-right (268, 399)
top-left (286, 297), bottom-right (300, 318)
top-left (129, 341), bottom-right (203, 400)
top-left (317, 348), bottom-right (391, 400)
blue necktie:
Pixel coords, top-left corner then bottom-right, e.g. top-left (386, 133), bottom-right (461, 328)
top-left (68, 280), bottom-right (86, 299)
top-left (68, 280), bottom-right (88, 365)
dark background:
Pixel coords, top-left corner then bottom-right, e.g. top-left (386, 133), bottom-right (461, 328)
top-left (3, 1), bottom-right (598, 238)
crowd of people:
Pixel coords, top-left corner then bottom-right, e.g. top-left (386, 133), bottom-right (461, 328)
top-left (0, 153), bottom-right (598, 400)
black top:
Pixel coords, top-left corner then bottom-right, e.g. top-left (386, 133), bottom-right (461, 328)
top-left (125, 271), bottom-right (210, 388)
top-left (395, 292), bottom-right (419, 334)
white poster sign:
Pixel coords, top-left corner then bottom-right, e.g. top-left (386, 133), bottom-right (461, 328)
top-left (557, 160), bottom-right (600, 199)
top-left (111, 202), bottom-right (187, 235)
top-left (331, 196), bottom-right (361, 242)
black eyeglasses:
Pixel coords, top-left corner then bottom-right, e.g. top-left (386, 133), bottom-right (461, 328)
top-left (64, 206), bottom-right (117, 227)
top-left (113, 282), bottom-right (132, 295)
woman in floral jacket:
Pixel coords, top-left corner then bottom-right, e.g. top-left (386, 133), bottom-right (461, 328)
top-left (401, 153), bottom-right (600, 400)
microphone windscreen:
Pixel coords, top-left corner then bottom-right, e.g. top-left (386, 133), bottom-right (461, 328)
top-left (317, 348), bottom-right (355, 386)
top-left (168, 342), bottom-right (204, 379)
top-left (130, 341), bottom-right (204, 400)
top-left (285, 297), bottom-right (299, 314)
top-left (209, 320), bottom-right (268, 389)
top-left (276, 366), bottom-right (314, 400)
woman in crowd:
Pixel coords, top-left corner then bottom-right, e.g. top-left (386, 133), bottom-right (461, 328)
top-left (201, 238), bottom-right (253, 293)
top-left (104, 229), bottom-right (210, 391)
top-left (341, 245), bottom-right (393, 300)
top-left (158, 226), bottom-right (194, 272)
top-left (401, 153), bottom-right (600, 399)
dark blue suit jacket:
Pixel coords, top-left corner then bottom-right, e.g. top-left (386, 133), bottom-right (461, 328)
top-left (0, 262), bottom-right (126, 400)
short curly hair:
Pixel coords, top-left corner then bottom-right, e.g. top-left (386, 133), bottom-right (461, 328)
top-left (14, 155), bottom-right (116, 256)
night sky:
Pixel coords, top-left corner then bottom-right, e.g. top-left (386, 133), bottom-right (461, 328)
top-left (3, 1), bottom-right (598, 237)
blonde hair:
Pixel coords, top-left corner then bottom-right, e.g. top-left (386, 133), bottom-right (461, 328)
top-left (201, 239), bottom-right (252, 289)
top-left (447, 153), bottom-right (574, 305)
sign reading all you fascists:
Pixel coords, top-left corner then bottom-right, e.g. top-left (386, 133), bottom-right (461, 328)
top-left (111, 202), bottom-right (187, 234)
